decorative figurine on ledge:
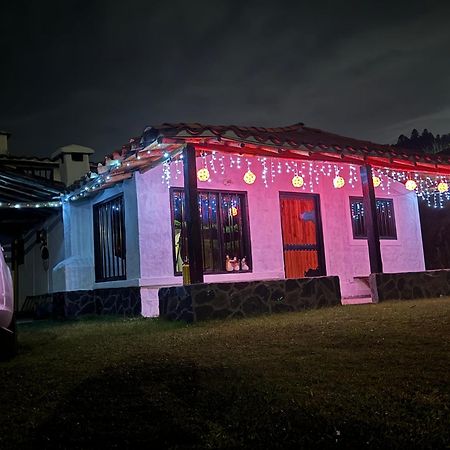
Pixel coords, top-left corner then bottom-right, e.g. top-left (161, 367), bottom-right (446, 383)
top-left (226, 255), bottom-right (233, 272)
top-left (229, 257), bottom-right (238, 271)
top-left (226, 255), bottom-right (249, 272)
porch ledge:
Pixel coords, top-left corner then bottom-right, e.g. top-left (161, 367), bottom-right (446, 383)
top-left (159, 276), bottom-right (342, 322)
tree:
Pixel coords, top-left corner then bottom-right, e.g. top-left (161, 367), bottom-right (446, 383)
top-left (395, 128), bottom-right (450, 154)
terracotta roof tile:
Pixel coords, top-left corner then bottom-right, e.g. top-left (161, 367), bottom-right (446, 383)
top-left (95, 122), bottom-right (442, 170)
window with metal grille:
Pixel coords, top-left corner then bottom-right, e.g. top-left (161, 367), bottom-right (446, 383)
top-left (171, 189), bottom-right (252, 274)
top-left (93, 195), bottom-right (126, 282)
top-left (350, 197), bottom-right (397, 239)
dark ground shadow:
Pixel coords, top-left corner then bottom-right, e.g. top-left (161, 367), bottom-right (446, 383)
top-left (31, 361), bottom-right (445, 449)
top-left (32, 361), bottom-right (335, 449)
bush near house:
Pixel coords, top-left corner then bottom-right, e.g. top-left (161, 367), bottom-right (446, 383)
top-left (1, 299), bottom-right (449, 448)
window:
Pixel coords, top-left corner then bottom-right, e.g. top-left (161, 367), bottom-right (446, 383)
top-left (93, 195), bottom-right (126, 282)
top-left (350, 197), bottom-right (397, 239)
top-left (171, 189), bottom-right (252, 274)
top-left (71, 153), bottom-right (84, 162)
top-left (22, 168), bottom-right (54, 180)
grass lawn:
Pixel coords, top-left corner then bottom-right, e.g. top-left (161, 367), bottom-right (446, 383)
top-left (1, 298), bottom-right (450, 449)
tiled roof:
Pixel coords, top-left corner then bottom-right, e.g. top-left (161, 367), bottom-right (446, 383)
top-left (66, 121), bottom-right (450, 201)
top-left (137, 122), bottom-right (450, 169)
top-left (0, 153), bottom-right (57, 165)
top-left (143, 122), bottom-right (390, 150)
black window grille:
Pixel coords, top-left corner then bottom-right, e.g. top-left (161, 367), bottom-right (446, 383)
top-left (171, 189), bottom-right (252, 274)
top-left (93, 195), bottom-right (126, 281)
top-left (350, 197), bottom-right (397, 239)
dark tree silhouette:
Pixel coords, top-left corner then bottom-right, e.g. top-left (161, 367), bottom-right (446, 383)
top-left (395, 128), bottom-right (450, 155)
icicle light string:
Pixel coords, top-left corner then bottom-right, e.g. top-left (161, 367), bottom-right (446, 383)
top-left (158, 153), bottom-right (449, 207)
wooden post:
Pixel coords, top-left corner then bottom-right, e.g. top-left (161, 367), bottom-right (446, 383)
top-left (360, 164), bottom-right (383, 273)
top-left (183, 144), bottom-right (204, 284)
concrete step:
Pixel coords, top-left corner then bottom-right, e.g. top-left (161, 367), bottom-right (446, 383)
top-left (341, 296), bottom-right (373, 305)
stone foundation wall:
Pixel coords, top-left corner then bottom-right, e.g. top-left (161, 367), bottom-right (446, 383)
top-left (24, 287), bottom-right (141, 319)
top-left (159, 276), bottom-right (341, 323)
top-left (369, 269), bottom-right (450, 302)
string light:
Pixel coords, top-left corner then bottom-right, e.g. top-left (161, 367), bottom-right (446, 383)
top-left (405, 179), bottom-right (417, 191)
top-left (372, 176), bottom-right (381, 187)
top-left (64, 149), bottom-right (450, 209)
top-left (437, 181), bottom-right (448, 193)
top-left (292, 175), bottom-right (304, 188)
top-left (333, 176), bottom-right (345, 189)
top-left (244, 159), bottom-right (256, 184)
top-left (197, 167), bottom-right (210, 182)
top-left (0, 201), bottom-right (62, 209)
top-left (258, 157), bottom-right (269, 188)
top-left (243, 170), bottom-right (256, 184)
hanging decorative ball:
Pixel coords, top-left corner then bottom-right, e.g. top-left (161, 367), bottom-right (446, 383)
top-left (372, 176), bottom-right (381, 187)
top-left (230, 206), bottom-right (238, 217)
top-left (197, 167), bottom-right (210, 182)
top-left (405, 179), bottom-right (417, 191)
top-left (291, 175), bottom-right (304, 188)
top-left (437, 181), bottom-right (449, 193)
top-left (333, 176), bottom-right (345, 189)
top-left (243, 170), bottom-right (256, 184)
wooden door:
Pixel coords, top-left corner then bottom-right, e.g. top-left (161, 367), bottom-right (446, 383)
top-left (280, 193), bottom-right (326, 278)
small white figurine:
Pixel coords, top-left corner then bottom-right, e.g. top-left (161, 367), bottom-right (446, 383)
top-left (241, 257), bottom-right (249, 271)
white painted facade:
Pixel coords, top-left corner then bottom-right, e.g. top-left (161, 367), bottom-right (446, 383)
top-left (17, 157), bottom-right (426, 316)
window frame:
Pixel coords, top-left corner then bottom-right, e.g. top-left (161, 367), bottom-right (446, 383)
top-left (349, 196), bottom-right (397, 240)
top-left (93, 193), bottom-right (127, 282)
top-left (169, 187), bottom-right (252, 275)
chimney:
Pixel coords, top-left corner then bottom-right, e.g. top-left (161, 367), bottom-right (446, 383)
top-left (0, 131), bottom-right (11, 155)
top-left (51, 144), bottom-right (95, 186)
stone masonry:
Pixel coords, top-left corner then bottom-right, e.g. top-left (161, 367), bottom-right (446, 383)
top-left (159, 276), bottom-right (342, 323)
top-left (24, 287), bottom-right (141, 319)
top-left (370, 269), bottom-right (450, 302)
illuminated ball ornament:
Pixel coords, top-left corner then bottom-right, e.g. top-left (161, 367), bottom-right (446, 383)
top-left (333, 176), bottom-right (345, 189)
top-left (372, 176), bottom-right (381, 187)
top-left (197, 167), bottom-right (210, 182)
top-left (291, 175), bottom-right (304, 188)
top-left (243, 170), bottom-right (256, 185)
top-left (437, 181), bottom-right (449, 193)
top-left (230, 206), bottom-right (238, 217)
top-left (405, 179), bottom-right (417, 191)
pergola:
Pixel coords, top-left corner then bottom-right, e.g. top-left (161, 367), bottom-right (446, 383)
top-left (66, 122), bottom-right (450, 283)
top-left (0, 169), bottom-right (64, 238)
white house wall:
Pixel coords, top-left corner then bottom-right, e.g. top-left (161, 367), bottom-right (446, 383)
top-left (52, 176), bottom-right (140, 292)
top-left (136, 159), bottom-right (425, 315)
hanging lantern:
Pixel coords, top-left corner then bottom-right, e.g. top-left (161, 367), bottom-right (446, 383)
top-left (405, 179), bottom-right (417, 191)
top-left (372, 176), bottom-right (381, 187)
top-left (291, 175), bottom-right (304, 188)
top-left (230, 206), bottom-right (238, 217)
top-left (197, 168), bottom-right (210, 182)
top-left (333, 176), bottom-right (345, 189)
top-left (243, 170), bottom-right (256, 184)
top-left (437, 181), bottom-right (449, 193)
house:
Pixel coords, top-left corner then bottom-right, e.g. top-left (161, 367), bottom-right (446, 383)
top-left (0, 131), bottom-right (94, 313)
top-left (19, 122), bottom-right (450, 319)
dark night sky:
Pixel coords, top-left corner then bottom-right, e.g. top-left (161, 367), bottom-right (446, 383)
top-left (1, 0), bottom-right (450, 159)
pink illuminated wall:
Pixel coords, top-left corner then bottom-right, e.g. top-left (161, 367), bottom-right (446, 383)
top-left (136, 157), bottom-right (425, 315)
